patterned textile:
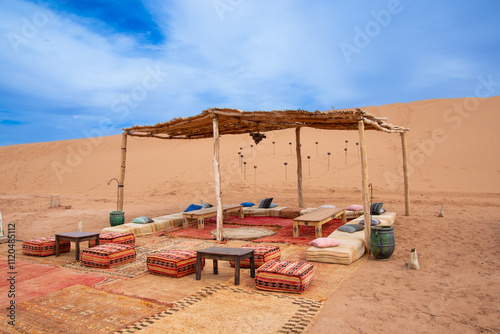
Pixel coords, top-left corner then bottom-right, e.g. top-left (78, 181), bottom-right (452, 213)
top-left (345, 210), bottom-right (364, 219)
top-left (147, 250), bottom-right (204, 278)
top-left (81, 243), bottom-right (136, 269)
top-left (243, 206), bottom-right (285, 217)
top-left (88, 232), bottom-right (136, 247)
top-left (279, 207), bottom-right (303, 219)
top-left (229, 244), bottom-right (281, 268)
top-left (22, 237), bottom-right (70, 257)
top-left (255, 260), bottom-right (315, 294)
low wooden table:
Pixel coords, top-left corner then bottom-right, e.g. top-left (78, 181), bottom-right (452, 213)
top-left (183, 205), bottom-right (244, 229)
top-left (196, 247), bottom-right (255, 285)
top-left (55, 232), bottom-right (100, 261)
top-left (293, 207), bottom-right (347, 238)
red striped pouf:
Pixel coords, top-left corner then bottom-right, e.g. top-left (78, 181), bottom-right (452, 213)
top-left (22, 237), bottom-right (71, 257)
top-left (255, 260), bottom-right (315, 294)
top-left (147, 250), bottom-right (204, 278)
top-left (88, 232), bottom-right (135, 247)
top-left (230, 244), bottom-right (281, 268)
top-left (81, 243), bottom-right (136, 269)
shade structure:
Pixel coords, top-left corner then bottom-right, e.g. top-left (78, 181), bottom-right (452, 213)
top-left (119, 107), bottom-right (410, 253)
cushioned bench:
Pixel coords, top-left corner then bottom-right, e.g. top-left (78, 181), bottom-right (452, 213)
top-left (305, 212), bottom-right (397, 265)
top-left (22, 237), bottom-right (70, 257)
top-left (88, 232), bottom-right (135, 247)
top-left (229, 244), bottom-right (281, 268)
top-left (255, 260), bottom-right (315, 294)
top-left (147, 250), bottom-right (204, 278)
top-left (81, 243), bottom-right (136, 269)
top-left (101, 213), bottom-right (184, 237)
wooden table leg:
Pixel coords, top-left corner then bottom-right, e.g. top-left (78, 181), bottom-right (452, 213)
top-left (75, 240), bottom-right (81, 261)
top-left (239, 208), bottom-right (244, 219)
top-left (250, 253), bottom-right (255, 278)
top-left (196, 253), bottom-right (202, 280)
top-left (55, 235), bottom-right (60, 257)
top-left (213, 259), bottom-right (218, 275)
top-left (341, 210), bottom-right (347, 224)
top-left (234, 257), bottom-right (240, 285)
top-left (293, 221), bottom-right (300, 238)
top-left (198, 218), bottom-right (204, 229)
top-left (315, 223), bottom-right (322, 239)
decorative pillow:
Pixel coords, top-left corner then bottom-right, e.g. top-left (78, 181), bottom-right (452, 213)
top-left (359, 218), bottom-right (381, 226)
top-left (319, 205), bottom-right (336, 209)
top-left (346, 204), bottom-right (364, 211)
top-left (309, 238), bottom-right (341, 248)
top-left (337, 223), bottom-right (365, 233)
top-left (131, 216), bottom-right (154, 224)
top-left (370, 202), bottom-right (384, 215)
top-left (200, 203), bottom-right (213, 208)
top-left (258, 198), bottom-right (273, 209)
top-left (184, 204), bottom-right (203, 212)
top-left (240, 202), bottom-right (255, 207)
top-left (269, 203), bottom-right (278, 208)
top-left (337, 225), bottom-right (356, 233)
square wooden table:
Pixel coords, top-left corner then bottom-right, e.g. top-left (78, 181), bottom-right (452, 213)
top-left (196, 247), bottom-right (255, 285)
top-left (55, 232), bottom-right (100, 261)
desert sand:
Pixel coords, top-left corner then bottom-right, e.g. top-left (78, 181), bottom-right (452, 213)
top-left (0, 96), bottom-right (499, 333)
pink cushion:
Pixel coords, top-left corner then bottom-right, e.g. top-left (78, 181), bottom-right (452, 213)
top-left (309, 238), bottom-right (341, 248)
top-left (346, 204), bottom-right (364, 211)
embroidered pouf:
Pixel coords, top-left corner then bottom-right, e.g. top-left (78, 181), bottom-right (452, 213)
top-left (22, 237), bottom-right (70, 257)
top-left (88, 232), bottom-right (135, 247)
top-left (81, 243), bottom-right (136, 269)
top-left (255, 260), bottom-right (315, 294)
top-left (230, 244), bottom-right (281, 268)
top-left (147, 250), bottom-right (204, 278)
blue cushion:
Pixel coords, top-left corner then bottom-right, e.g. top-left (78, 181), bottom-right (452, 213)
top-left (200, 203), bottom-right (213, 208)
top-left (131, 216), bottom-right (154, 224)
top-left (269, 202), bottom-right (278, 208)
top-left (240, 202), bottom-right (255, 207)
top-left (359, 218), bottom-right (381, 226)
top-left (337, 225), bottom-right (356, 233)
top-left (184, 204), bottom-right (203, 212)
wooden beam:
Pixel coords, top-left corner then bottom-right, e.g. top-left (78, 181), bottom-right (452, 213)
top-left (296, 127), bottom-right (304, 208)
top-left (118, 132), bottom-right (127, 211)
top-left (401, 132), bottom-right (411, 216)
top-left (358, 119), bottom-right (371, 255)
top-left (212, 115), bottom-right (224, 241)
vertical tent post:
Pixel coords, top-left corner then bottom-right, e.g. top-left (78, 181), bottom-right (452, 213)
top-left (118, 132), bottom-right (128, 212)
top-left (212, 114), bottom-right (223, 241)
top-left (401, 132), bottom-right (411, 216)
top-left (358, 119), bottom-right (371, 254)
top-left (295, 127), bottom-right (304, 208)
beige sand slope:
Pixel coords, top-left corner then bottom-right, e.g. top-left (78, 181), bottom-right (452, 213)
top-left (0, 96), bottom-right (499, 333)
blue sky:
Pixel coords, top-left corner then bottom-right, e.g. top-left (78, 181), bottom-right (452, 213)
top-left (1, 0), bottom-right (499, 146)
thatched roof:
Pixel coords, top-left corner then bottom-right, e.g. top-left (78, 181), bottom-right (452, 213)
top-left (124, 108), bottom-right (409, 139)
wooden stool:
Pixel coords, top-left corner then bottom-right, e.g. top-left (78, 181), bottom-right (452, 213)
top-left (255, 260), bottom-right (315, 294)
top-left (147, 250), bottom-right (204, 278)
top-left (230, 244), bottom-right (280, 268)
top-left (81, 244), bottom-right (136, 269)
top-left (22, 237), bottom-right (70, 257)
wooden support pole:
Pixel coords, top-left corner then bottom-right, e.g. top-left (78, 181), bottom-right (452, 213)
top-left (212, 115), bottom-right (224, 241)
top-left (401, 132), bottom-right (411, 216)
top-left (296, 127), bottom-right (304, 208)
top-left (118, 132), bottom-right (128, 212)
top-left (358, 120), bottom-right (371, 255)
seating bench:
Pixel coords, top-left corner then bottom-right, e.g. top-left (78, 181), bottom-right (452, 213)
top-left (182, 205), bottom-right (243, 229)
top-left (293, 207), bottom-right (347, 238)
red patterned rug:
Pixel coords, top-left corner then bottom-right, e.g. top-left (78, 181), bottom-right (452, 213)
top-left (161, 216), bottom-right (346, 245)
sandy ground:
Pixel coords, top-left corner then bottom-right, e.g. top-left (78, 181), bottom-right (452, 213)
top-left (0, 97), bottom-right (499, 333)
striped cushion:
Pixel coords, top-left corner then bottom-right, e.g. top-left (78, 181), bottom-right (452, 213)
top-left (22, 237), bottom-right (70, 257)
top-left (147, 250), bottom-right (204, 278)
top-left (88, 232), bottom-right (135, 247)
top-left (255, 260), bottom-right (315, 294)
top-left (230, 244), bottom-right (281, 268)
top-left (81, 243), bottom-right (136, 269)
